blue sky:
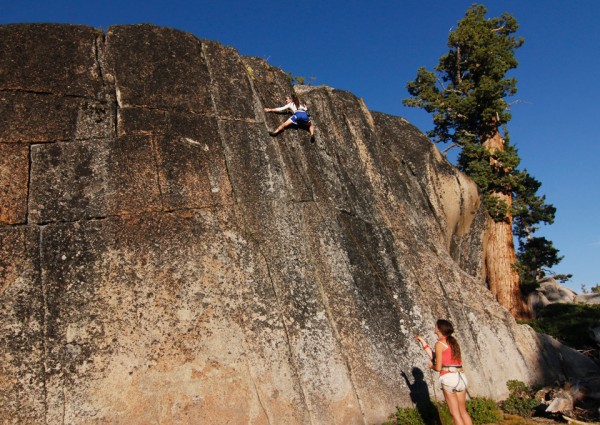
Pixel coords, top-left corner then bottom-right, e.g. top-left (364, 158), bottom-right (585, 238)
top-left (1, 0), bottom-right (598, 292)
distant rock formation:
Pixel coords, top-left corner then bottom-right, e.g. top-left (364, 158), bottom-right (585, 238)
top-left (1, 23), bottom-right (598, 425)
top-left (528, 277), bottom-right (600, 316)
top-left (576, 293), bottom-right (600, 305)
top-left (528, 277), bottom-right (578, 313)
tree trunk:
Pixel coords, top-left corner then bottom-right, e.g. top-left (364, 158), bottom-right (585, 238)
top-left (483, 131), bottom-right (527, 318)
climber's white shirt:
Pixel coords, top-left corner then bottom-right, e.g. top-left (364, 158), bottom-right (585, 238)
top-left (272, 102), bottom-right (308, 113)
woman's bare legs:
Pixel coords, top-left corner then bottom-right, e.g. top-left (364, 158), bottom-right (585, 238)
top-left (270, 118), bottom-right (315, 142)
top-left (455, 390), bottom-right (472, 425)
top-left (270, 118), bottom-right (295, 135)
top-left (443, 390), bottom-right (472, 425)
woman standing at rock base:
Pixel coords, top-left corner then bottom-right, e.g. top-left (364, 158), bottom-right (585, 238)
top-left (417, 319), bottom-right (473, 425)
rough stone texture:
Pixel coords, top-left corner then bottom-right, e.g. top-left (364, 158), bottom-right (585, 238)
top-left (1, 23), bottom-right (598, 425)
top-left (0, 226), bottom-right (45, 423)
top-left (104, 25), bottom-right (212, 113)
top-left (0, 24), bottom-right (104, 97)
top-left (0, 142), bottom-right (29, 224)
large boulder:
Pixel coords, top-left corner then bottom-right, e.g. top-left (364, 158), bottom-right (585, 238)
top-left (528, 277), bottom-right (578, 314)
top-left (1, 23), bottom-right (598, 425)
top-left (575, 293), bottom-right (600, 305)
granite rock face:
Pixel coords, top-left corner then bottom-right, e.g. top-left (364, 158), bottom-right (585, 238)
top-left (1, 23), bottom-right (597, 425)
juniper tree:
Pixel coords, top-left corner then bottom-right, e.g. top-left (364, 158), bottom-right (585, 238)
top-left (403, 4), bottom-right (560, 316)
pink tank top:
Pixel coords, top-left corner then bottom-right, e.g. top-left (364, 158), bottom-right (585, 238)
top-left (438, 338), bottom-right (462, 376)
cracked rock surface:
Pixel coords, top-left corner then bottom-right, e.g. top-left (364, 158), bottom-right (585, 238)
top-left (1, 23), bottom-right (597, 425)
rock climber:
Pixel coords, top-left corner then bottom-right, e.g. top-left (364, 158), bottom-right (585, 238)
top-left (416, 319), bottom-right (473, 425)
top-left (264, 94), bottom-right (315, 143)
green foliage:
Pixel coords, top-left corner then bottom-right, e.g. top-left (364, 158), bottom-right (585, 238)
top-left (592, 284), bottom-right (600, 293)
top-left (468, 398), bottom-right (503, 424)
top-left (512, 171), bottom-right (556, 239)
top-left (500, 380), bottom-right (539, 418)
top-left (553, 273), bottom-right (573, 284)
top-left (383, 405), bottom-right (428, 425)
top-left (287, 72), bottom-right (305, 85)
top-left (384, 398), bottom-right (502, 425)
top-left (437, 403), bottom-right (453, 425)
top-left (516, 237), bottom-right (562, 285)
top-left (512, 169), bottom-right (562, 282)
top-left (403, 3), bottom-right (564, 282)
top-left (404, 4), bottom-right (522, 148)
top-left (530, 303), bottom-right (600, 349)
top-left (458, 138), bottom-right (522, 192)
top-left (518, 318), bottom-right (544, 334)
top-left (458, 142), bottom-right (521, 221)
top-left (517, 280), bottom-right (541, 297)
top-left (286, 72), bottom-right (316, 86)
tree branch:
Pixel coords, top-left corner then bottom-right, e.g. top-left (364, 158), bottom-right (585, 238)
top-left (507, 99), bottom-right (530, 107)
top-left (456, 46), bottom-right (462, 84)
top-left (436, 75), bottom-right (446, 91)
top-left (442, 143), bottom-right (460, 154)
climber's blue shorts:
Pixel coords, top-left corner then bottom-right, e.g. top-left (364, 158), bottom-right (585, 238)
top-left (290, 110), bottom-right (309, 125)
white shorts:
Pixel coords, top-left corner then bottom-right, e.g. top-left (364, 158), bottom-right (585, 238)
top-left (439, 372), bottom-right (468, 392)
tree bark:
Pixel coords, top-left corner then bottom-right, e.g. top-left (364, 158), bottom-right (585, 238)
top-left (483, 131), bottom-right (527, 318)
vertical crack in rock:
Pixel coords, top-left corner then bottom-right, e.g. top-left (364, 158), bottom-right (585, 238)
top-left (214, 119), bottom-right (239, 203)
top-left (61, 385), bottom-right (66, 425)
top-left (201, 42), bottom-right (240, 205)
top-left (25, 144), bottom-right (33, 225)
top-left (435, 276), bottom-right (453, 319)
top-left (264, 134), bottom-right (292, 200)
top-left (240, 53), bottom-right (269, 130)
top-left (220, 216), bottom-right (277, 425)
top-left (306, 204), bottom-right (368, 424)
top-left (246, 360), bottom-right (273, 425)
top-left (312, 282), bottom-right (368, 425)
top-left (93, 31), bottom-right (105, 87)
top-left (340, 213), bottom-right (414, 333)
top-left (241, 61), bottom-right (302, 201)
top-left (233, 205), bottom-right (320, 424)
top-left (336, 209), bottom-right (427, 411)
top-left (93, 31), bottom-right (119, 139)
top-left (38, 227), bottom-right (49, 424)
top-left (280, 141), bottom-right (315, 203)
top-left (149, 137), bottom-right (166, 211)
top-left (414, 164), bottom-right (447, 238)
top-left (254, 245), bottom-right (317, 425)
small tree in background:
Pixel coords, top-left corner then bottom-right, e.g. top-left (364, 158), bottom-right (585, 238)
top-left (515, 236), bottom-right (562, 292)
top-left (403, 4), bottom-right (562, 317)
